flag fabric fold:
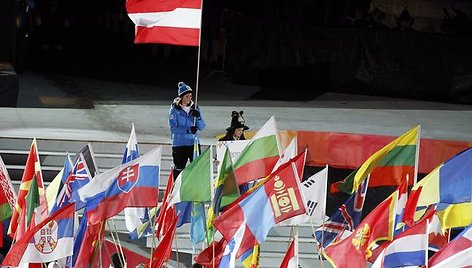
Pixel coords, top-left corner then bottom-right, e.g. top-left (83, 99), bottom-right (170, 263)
top-left (147, 214), bottom-right (178, 268)
top-left (429, 224), bottom-right (472, 268)
top-left (78, 147), bottom-right (161, 224)
top-left (126, 0), bottom-right (202, 46)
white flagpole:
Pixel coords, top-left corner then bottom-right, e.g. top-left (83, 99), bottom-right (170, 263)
top-left (194, 0), bottom-right (204, 106)
top-left (295, 231), bottom-right (299, 268)
top-left (414, 125), bottom-right (421, 185)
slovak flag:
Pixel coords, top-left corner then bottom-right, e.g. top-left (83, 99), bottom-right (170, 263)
top-left (126, 0), bottom-right (202, 46)
top-left (78, 147), bottom-right (161, 224)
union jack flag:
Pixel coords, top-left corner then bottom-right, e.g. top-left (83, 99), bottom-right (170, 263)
top-left (50, 153), bottom-right (92, 214)
top-left (314, 176), bottom-right (369, 248)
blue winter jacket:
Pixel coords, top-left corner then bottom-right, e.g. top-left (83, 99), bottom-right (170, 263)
top-left (168, 100), bottom-right (206, 147)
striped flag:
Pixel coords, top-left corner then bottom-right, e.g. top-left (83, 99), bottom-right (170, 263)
top-left (332, 126), bottom-right (420, 194)
top-left (126, 0), bottom-right (202, 46)
top-left (233, 116), bottom-right (281, 185)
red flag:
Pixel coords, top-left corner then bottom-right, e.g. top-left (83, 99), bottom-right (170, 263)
top-left (323, 187), bottom-right (398, 268)
top-left (156, 170), bottom-right (176, 239)
top-left (8, 139), bottom-right (48, 240)
top-left (74, 220), bottom-right (106, 267)
top-left (147, 215), bottom-right (178, 268)
top-left (403, 186), bottom-right (423, 227)
top-left (280, 236), bottom-right (297, 268)
top-left (126, 0), bottom-right (202, 46)
top-left (194, 238), bottom-right (227, 267)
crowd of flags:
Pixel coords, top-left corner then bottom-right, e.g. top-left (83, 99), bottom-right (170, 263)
top-left (0, 116), bottom-right (470, 268)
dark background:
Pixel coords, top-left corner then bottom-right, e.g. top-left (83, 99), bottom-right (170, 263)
top-left (1, 0), bottom-right (472, 103)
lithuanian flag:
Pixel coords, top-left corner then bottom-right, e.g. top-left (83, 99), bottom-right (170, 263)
top-left (332, 126), bottom-right (420, 194)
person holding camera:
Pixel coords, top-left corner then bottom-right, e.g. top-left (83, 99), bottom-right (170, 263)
top-left (168, 82), bottom-right (206, 177)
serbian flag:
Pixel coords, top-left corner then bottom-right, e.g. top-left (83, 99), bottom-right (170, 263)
top-left (126, 0), bottom-right (201, 46)
top-left (8, 138), bottom-right (48, 240)
top-left (429, 224), bottom-right (472, 267)
top-left (213, 155), bottom-right (306, 258)
top-left (233, 116), bottom-right (281, 185)
top-left (280, 235), bottom-right (297, 268)
top-left (2, 203), bottom-right (75, 266)
top-left (78, 147), bottom-right (161, 224)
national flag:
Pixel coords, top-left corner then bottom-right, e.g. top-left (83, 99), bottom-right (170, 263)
top-left (78, 147), bottom-right (161, 224)
top-left (371, 210), bottom-right (433, 268)
top-left (50, 153), bottom-right (93, 214)
top-left (405, 147), bottom-right (472, 229)
top-left (233, 116), bottom-right (281, 185)
top-left (393, 179), bottom-right (408, 236)
top-left (2, 203), bottom-right (75, 266)
top-left (322, 185), bottom-right (398, 268)
top-left (122, 124), bottom-right (148, 235)
top-left (46, 153), bottom-right (73, 211)
top-left (126, 0), bottom-right (202, 46)
top-left (194, 238), bottom-right (227, 267)
top-left (428, 224), bottom-right (472, 267)
top-left (315, 177), bottom-right (369, 248)
top-left (72, 212), bottom-right (106, 267)
top-left (168, 147), bottom-right (212, 206)
top-left (429, 213), bottom-right (450, 252)
top-left (271, 137), bottom-right (297, 173)
top-left (219, 221), bottom-right (246, 268)
top-left (213, 156), bottom-right (306, 258)
top-left (280, 235), bottom-right (297, 268)
top-left (156, 171), bottom-right (176, 239)
top-left (436, 202), bottom-right (472, 230)
top-left (0, 156), bottom-right (16, 247)
top-left (147, 214), bottom-right (178, 268)
top-left (207, 147), bottom-right (239, 243)
top-left (190, 201), bottom-right (206, 245)
top-left (279, 166), bottom-right (327, 226)
top-left (129, 207), bottom-right (157, 240)
top-left (240, 245), bottom-right (260, 268)
top-left (9, 138), bottom-right (48, 239)
top-left (332, 126), bottom-right (420, 194)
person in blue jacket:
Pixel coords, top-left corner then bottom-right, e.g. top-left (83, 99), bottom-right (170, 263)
top-left (168, 82), bottom-right (206, 177)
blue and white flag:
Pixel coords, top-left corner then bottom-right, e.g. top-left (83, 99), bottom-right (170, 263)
top-left (219, 221), bottom-right (246, 268)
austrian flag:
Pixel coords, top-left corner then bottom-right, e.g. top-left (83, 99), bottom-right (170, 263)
top-left (126, 0), bottom-right (202, 46)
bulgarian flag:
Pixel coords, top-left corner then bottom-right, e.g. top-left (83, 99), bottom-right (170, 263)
top-left (168, 147), bottom-right (212, 206)
top-left (8, 138), bottom-right (49, 240)
top-left (332, 126), bottom-right (420, 194)
top-left (234, 116), bottom-right (281, 185)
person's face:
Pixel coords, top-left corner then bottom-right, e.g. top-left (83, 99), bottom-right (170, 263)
top-left (233, 128), bottom-right (244, 138)
top-left (181, 92), bottom-right (192, 105)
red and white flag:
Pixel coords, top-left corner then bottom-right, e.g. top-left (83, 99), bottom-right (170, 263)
top-left (126, 0), bottom-right (202, 46)
top-left (280, 235), bottom-right (298, 268)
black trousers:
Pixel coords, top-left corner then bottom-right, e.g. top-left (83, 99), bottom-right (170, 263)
top-left (172, 145), bottom-right (200, 178)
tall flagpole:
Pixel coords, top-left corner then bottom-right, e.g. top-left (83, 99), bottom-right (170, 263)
top-left (194, 0), bottom-right (204, 106)
top-left (413, 125), bottom-right (421, 185)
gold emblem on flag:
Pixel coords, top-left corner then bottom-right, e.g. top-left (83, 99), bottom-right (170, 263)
top-left (352, 224), bottom-right (370, 250)
top-left (270, 175), bottom-right (300, 217)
